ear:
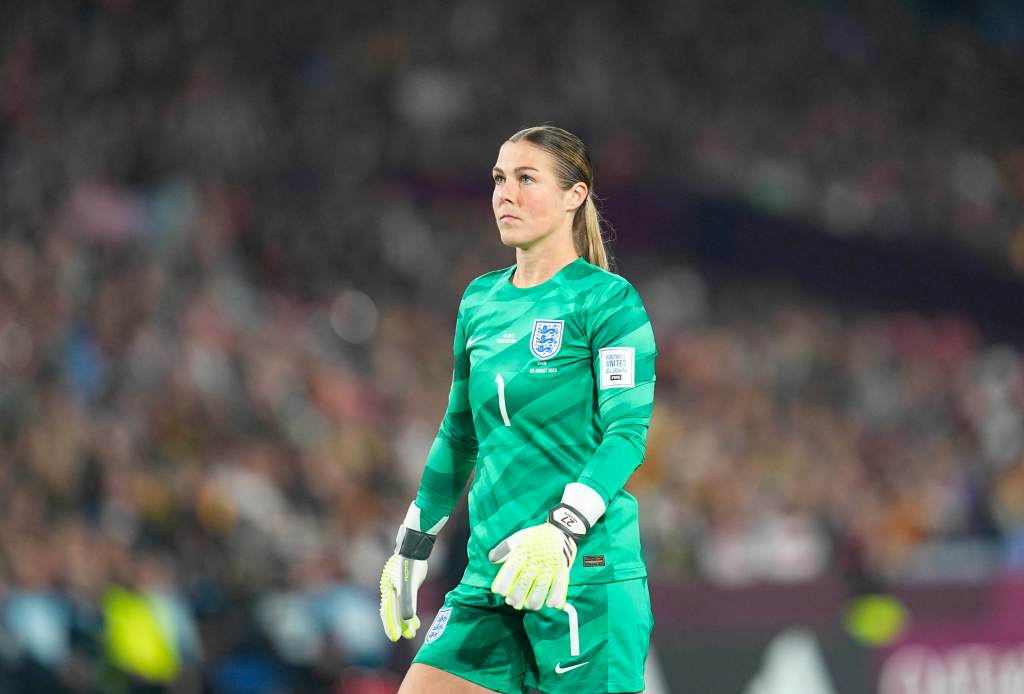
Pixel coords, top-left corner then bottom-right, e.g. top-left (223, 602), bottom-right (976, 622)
top-left (565, 182), bottom-right (588, 213)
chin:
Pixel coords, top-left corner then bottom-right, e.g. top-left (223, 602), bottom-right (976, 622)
top-left (497, 227), bottom-right (535, 249)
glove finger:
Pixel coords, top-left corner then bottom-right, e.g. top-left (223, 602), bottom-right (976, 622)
top-left (489, 527), bottom-right (531, 563)
top-left (525, 570), bottom-right (553, 611)
top-left (488, 540), bottom-right (512, 564)
top-left (491, 552), bottom-right (523, 597)
top-left (379, 558), bottom-right (402, 642)
top-left (380, 597), bottom-right (403, 642)
top-left (547, 567), bottom-right (570, 610)
top-left (506, 566), bottom-right (538, 610)
top-left (400, 615), bottom-right (420, 640)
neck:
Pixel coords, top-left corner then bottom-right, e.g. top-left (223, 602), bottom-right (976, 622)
top-left (512, 241), bottom-right (580, 288)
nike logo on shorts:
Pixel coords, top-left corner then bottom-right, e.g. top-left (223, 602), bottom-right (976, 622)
top-left (554, 661), bottom-right (589, 674)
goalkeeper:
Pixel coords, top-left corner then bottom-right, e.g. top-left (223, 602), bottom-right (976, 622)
top-left (380, 125), bottom-right (657, 694)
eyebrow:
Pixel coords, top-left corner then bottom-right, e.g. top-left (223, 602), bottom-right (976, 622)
top-left (492, 166), bottom-right (540, 174)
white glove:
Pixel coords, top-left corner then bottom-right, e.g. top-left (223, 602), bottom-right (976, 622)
top-left (379, 503), bottom-right (448, 642)
top-left (489, 484), bottom-right (606, 611)
top-left (489, 519), bottom-right (578, 610)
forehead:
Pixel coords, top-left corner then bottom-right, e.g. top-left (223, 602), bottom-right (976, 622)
top-left (494, 140), bottom-right (555, 171)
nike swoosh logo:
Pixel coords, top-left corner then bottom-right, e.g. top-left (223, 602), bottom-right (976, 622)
top-left (554, 661), bottom-right (590, 674)
top-left (466, 335), bottom-right (487, 347)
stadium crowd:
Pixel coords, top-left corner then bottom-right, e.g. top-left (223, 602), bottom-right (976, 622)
top-left (4, 1), bottom-right (1024, 272)
top-left (2, 0), bottom-right (1024, 691)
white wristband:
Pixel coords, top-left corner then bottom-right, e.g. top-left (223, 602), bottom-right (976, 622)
top-left (403, 501), bottom-right (449, 535)
top-left (561, 483), bottom-right (607, 528)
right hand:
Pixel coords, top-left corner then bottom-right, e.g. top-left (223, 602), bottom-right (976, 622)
top-left (379, 503), bottom-right (448, 642)
top-left (379, 551), bottom-right (429, 641)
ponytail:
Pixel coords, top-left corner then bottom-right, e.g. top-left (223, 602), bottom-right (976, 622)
top-left (573, 196), bottom-right (611, 271)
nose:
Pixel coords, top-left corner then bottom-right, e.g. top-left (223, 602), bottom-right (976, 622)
top-left (495, 180), bottom-right (516, 206)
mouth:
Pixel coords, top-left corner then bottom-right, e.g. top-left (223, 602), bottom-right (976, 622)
top-left (498, 214), bottom-right (521, 222)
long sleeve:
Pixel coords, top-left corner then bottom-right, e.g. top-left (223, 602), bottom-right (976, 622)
top-left (414, 300), bottom-right (479, 530)
top-left (577, 280), bottom-right (657, 506)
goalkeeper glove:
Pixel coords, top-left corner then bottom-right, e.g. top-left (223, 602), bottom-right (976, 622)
top-left (489, 483), bottom-right (606, 610)
top-left (379, 502), bottom-right (448, 642)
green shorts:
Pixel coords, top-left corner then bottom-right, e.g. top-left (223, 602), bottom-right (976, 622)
top-left (413, 578), bottom-right (652, 694)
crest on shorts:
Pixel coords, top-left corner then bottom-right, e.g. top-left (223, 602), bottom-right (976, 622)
top-left (530, 319), bottom-right (564, 360)
top-left (425, 607), bottom-right (452, 644)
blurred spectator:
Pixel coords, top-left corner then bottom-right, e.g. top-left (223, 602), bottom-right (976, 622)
top-left (1, 0), bottom-right (1024, 690)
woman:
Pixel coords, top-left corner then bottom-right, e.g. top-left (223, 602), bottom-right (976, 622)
top-left (380, 125), bottom-right (657, 694)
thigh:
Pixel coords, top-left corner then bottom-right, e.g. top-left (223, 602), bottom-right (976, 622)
top-left (523, 578), bottom-right (652, 694)
top-left (399, 663), bottom-right (500, 694)
top-left (413, 583), bottom-right (531, 694)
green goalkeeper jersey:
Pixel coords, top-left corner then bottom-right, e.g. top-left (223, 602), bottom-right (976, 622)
top-left (415, 257), bottom-right (658, 587)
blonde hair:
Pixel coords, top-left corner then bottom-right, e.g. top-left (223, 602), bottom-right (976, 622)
top-left (507, 125), bottom-right (611, 271)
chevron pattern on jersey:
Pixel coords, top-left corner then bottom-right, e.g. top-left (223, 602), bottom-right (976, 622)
top-left (416, 257), bottom-right (658, 587)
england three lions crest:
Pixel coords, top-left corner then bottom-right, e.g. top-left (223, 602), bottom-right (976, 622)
top-left (530, 319), bottom-right (564, 360)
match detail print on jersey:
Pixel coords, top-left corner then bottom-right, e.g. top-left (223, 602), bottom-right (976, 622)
top-left (598, 347), bottom-right (635, 389)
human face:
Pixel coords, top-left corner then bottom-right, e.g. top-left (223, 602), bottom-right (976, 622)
top-left (492, 140), bottom-right (586, 251)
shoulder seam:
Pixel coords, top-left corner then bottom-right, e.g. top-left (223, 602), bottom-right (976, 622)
top-left (461, 265), bottom-right (514, 301)
top-left (467, 265), bottom-right (513, 287)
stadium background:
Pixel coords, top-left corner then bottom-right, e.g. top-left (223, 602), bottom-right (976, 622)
top-left (2, 0), bottom-right (1024, 692)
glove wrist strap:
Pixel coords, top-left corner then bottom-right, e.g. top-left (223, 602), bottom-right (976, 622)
top-left (548, 503), bottom-right (589, 541)
top-left (398, 527), bottom-right (436, 560)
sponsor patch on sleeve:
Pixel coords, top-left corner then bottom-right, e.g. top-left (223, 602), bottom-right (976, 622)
top-left (599, 347), bottom-right (635, 389)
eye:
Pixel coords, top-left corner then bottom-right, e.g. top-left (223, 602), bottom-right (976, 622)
top-left (493, 174), bottom-right (505, 184)
top-left (519, 174), bottom-right (533, 184)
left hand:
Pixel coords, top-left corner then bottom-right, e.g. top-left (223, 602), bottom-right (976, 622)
top-left (488, 521), bottom-right (577, 610)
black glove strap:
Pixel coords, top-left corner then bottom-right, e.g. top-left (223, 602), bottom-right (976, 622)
top-left (399, 527), bottom-right (436, 561)
top-left (548, 503), bottom-right (590, 541)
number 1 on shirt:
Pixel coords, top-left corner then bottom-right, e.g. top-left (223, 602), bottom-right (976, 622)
top-left (494, 374), bottom-right (511, 426)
